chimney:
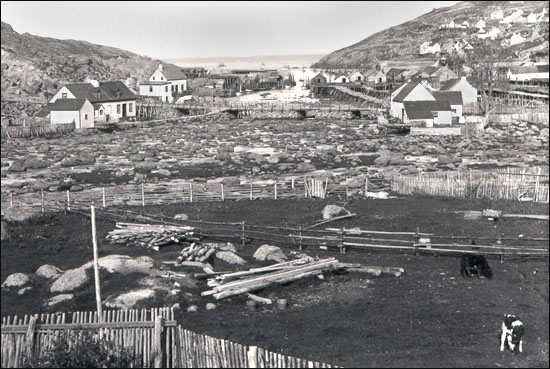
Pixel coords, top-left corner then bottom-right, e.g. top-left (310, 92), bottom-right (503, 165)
top-left (461, 76), bottom-right (467, 81)
top-left (90, 79), bottom-right (99, 88)
top-left (159, 63), bottom-right (163, 72)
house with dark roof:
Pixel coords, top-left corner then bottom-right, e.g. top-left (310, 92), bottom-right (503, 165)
top-left (431, 90), bottom-right (463, 122)
top-left (48, 98), bottom-right (95, 128)
top-left (439, 76), bottom-right (477, 104)
top-left (390, 80), bottom-right (435, 120)
top-left (139, 63), bottom-right (188, 103)
top-left (507, 64), bottom-right (549, 82)
top-left (365, 70), bottom-right (387, 84)
top-left (48, 80), bottom-right (136, 123)
top-left (386, 68), bottom-right (408, 83)
top-left (403, 100), bottom-right (453, 127)
top-left (412, 65), bottom-right (457, 89)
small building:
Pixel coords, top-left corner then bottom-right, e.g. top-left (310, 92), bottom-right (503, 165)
top-left (403, 100), bottom-right (453, 127)
top-left (419, 42), bottom-right (441, 55)
top-left (348, 71), bottom-right (365, 83)
top-left (49, 80), bottom-right (136, 123)
top-left (334, 75), bottom-right (349, 83)
top-left (475, 19), bottom-right (486, 29)
top-left (386, 68), bottom-right (408, 83)
top-left (139, 63), bottom-right (188, 103)
top-left (390, 80), bottom-right (435, 120)
top-left (491, 9), bottom-right (504, 20)
top-left (310, 73), bottom-right (328, 87)
top-left (431, 90), bottom-right (464, 122)
top-left (412, 66), bottom-right (458, 89)
top-left (49, 98), bottom-right (95, 128)
top-left (180, 67), bottom-right (207, 78)
top-left (366, 70), bottom-right (387, 84)
top-left (507, 65), bottom-right (550, 81)
top-left (440, 77), bottom-right (478, 103)
top-left (510, 32), bottom-right (525, 46)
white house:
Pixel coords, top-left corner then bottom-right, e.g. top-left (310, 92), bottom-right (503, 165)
top-left (491, 9), bottom-right (504, 20)
top-left (348, 71), bottom-right (365, 83)
top-left (431, 90), bottom-right (464, 122)
top-left (420, 42), bottom-right (441, 55)
top-left (334, 75), bottom-right (349, 83)
top-left (390, 80), bottom-right (435, 120)
top-left (366, 70), bottom-right (387, 84)
top-left (49, 80), bottom-right (136, 123)
top-left (507, 65), bottom-right (550, 81)
top-left (440, 77), bottom-right (478, 104)
top-left (510, 32), bottom-right (525, 46)
top-left (402, 100), bottom-right (453, 127)
top-left (139, 63), bottom-right (188, 103)
top-left (501, 9), bottom-right (525, 24)
top-left (475, 19), bottom-right (486, 29)
top-left (49, 99), bottom-right (95, 128)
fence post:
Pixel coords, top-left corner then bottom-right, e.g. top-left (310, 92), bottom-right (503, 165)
top-left (141, 183), bottom-right (145, 207)
top-left (340, 227), bottom-right (346, 254)
top-left (414, 227), bottom-right (420, 256)
top-left (10, 193), bottom-right (13, 208)
top-left (250, 182), bottom-right (253, 200)
top-left (241, 221), bottom-right (246, 246)
top-left (190, 183), bottom-right (193, 203)
top-left (299, 227), bottom-right (303, 251)
top-left (41, 190), bottom-right (45, 213)
top-left (24, 316), bottom-right (37, 362)
top-left (248, 346), bottom-right (258, 368)
top-left (364, 177), bottom-right (368, 197)
top-left (153, 315), bottom-right (164, 368)
top-left (91, 205), bottom-right (103, 323)
top-left (274, 180), bottom-right (278, 200)
top-left (66, 190), bottom-right (71, 211)
top-left (102, 187), bottom-right (106, 208)
top-left (291, 178), bottom-right (295, 189)
top-left (221, 183), bottom-right (225, 201)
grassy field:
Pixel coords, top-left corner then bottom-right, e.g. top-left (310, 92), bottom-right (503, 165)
top-left (1, 195), bottom-right (549, 367)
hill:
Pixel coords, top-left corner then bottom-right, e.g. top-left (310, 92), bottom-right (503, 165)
top-left (1, 21), bottom-right (175, 116)
top-left (312, 1), bottom-right (549, 69)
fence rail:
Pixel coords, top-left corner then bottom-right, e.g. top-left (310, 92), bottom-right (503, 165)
top-left (1, 308), bottom-right (340, 368)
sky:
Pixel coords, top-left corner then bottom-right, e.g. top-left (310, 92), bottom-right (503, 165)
top-left (1, 1), bottom-right (459, 59)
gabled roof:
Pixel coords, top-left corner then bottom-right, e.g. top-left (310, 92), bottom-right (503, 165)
top-left (35, 105), bottom-right (51, 118)
top-left (161, 66), bottom-right (188, 80)
top-left (413, 66), bottom-right (441, 77)
top-left (386, 68), bottom-right (407, 76)
top-left (404, 100), bottom-right (452, 119)
top-left (49, 98), bottom-right (88, 111)
top-left (393, 81), bottom-right (424, 102)
top-left (64, 81), bottom-right (136, 103)
top-left (509, 64), bottom-right (549, 74)
top-left (431, 91), bottom-right (463, 105)
top-left (440, 78), bottom-right (460, 90)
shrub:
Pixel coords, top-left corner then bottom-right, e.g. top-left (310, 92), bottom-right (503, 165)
top-left (23, 330), bottom-right (135, 368)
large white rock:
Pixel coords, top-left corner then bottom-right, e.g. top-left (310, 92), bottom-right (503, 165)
top-left (105, 289), bottom-right (155, 309)
top-left (35, 264), bottom-right (63, 280)
top-left (253, 245), bottom-right (287, 263)
top-left (46, 294), bottom-right (74, 307)
top-left (322, 205), bottom-right (348, 220)
top-left (2, 273), bottom-right (30, 289)
top-left (215, 251), bottom-right (246, 265)
top-left (50, 267), bottom-right (88, 293)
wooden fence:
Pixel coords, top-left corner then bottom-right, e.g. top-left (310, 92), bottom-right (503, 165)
top-left (391, 167), bottom-right (550, 203)
top-left (1, 308), bottom-right (340, 368)
top-left (2, 176), bottom-right (386, 216)
top-left (1, 123), bottom-right (74, 139)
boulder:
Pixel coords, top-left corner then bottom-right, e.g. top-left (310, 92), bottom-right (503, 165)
top-left (2, 273), bottom-right (30, 289)
top-left (46, 294), bottom-right (74, 307)
top-left (18, 287), bottom-right (33, 295)
top-left (8, 160), bottom-right (27, 172)
top-left (205, 303), bottom-right (217, 311)
top-left (253, 245), bottom-right (287, 263)
top-left (187, 305), bottom-right (199, 312)
top-left (50, 267), bottom-right (89, 292)
top-left (174, 213), bottom-right (189, 221)
top-left (105, 289), bottom-right (155, 309)
top-left (35, 264), bottom-right (63, 279)
top-left (215, 251), bottom-right (246, 265)
top-left (157, 169), bottom-right (171, 177)
top-left (322, 205), bottom-right (348, 220)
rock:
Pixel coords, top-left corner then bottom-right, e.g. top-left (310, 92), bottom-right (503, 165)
top-left (205, 303), bottom-right (217, 311)
top-left (215, 251), bottom-right (246, 265)
top-left (56, 181), bottom-right (72, 191)
top-left (77, 152), bottom-right (95, 165)
top-left (172, 303), bottom-right (181, 311)
top-left (105, 289), bottom-right (155, 309)
top-left (24, 158), bottom-right (48, 169)
top-left (18, 287), bottom-right (32, 295)
top-left (46, 294), bottom-right (74, 307)
top-left (187, 304), bottom-right (198, 312)
top-left (437, 154), bottom-right (460, 165)
top-left (253, 245), bottom-right (287, 263)
top-left (50, 267), bottom-right (89, 292)
top-left (8, 160), bottom-right (27, 172)
top-left (35, 264), bottom-right (63, 279)
top-left (157, 169), bottom-right (171, 177)
top-left (322, 205), bottom-right (348, 220)
top-left (174, 213), bottom-right (189, 221)
top-left (2, 273), bottom-right (30, 289)
top-left (59, 156), bottom-right (80, 167)
top-left (1, 221), bottom-right (8, 241)
top-left (214, 242), bottom-right (237, 253)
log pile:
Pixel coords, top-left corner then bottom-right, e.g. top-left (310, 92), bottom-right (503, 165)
top-left (106, 222), bottom-right (199, 251)
top-left (201, 257), bottom-right (343, 300)
top-left (176, 243), bottom-right (217, 263)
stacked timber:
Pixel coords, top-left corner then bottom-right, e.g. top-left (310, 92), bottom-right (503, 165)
top-left (106, 222), bottom-right (199, 251)
top-left (176, 243), bottom-right (217, 263)
top-left (201, 257), bottom-right (342, 300)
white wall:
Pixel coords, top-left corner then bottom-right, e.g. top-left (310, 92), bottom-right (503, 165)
top-left (452, 80), bottom-right (478, 103)
top-left (434, 110), bottom-right (452, 125)
top-left (139, 80), bottom-right (187, 103)
top-left (79, 101), bottom-right (95, 128)
top-left (51, 111), bottom-right (79, 126)
top-left (507, 71), bottom-right (549, 81)
top-left (50, 86), bottom-right (76, 103)
top-left (99, 100), bottom-right (136, 122)
top-left (390, 85), bottom-right (435, 118)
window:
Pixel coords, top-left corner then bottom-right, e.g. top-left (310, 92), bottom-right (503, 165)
top-left (100, 109), bottom-right (103, 115)
top-left (62, 93), bottom-right (67, 98)
top-left (452, 108), bottom-right (457, 113)
top-left (85, 114), bottom-right (88, 120)
top-left (181, 84), bottom-right (185, 91)
top-left (117, 104), bottom-right (121, 114)
top-left (149, 86), bottom-right (153, 93)
top-left (129, 103), bottom-right (133, 113)
top-left (152, 76), bottom-right (155, 80)
top-left (165, 86), bottom-right (168, 92)
top-left (171, 85), bottom-right (174, 92)
top-left (175, 85), bottom-right (178, 93)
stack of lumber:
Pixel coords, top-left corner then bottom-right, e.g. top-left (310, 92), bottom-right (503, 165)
top-left (106, 222), bottom-right (199, 251)
top-left (201, 257), bottom-right (342, 300)
top-left (176, 243), bottom-right (217, 263)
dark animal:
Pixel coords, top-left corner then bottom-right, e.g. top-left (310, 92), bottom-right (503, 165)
top-left (460, 254), bottom-right (493, 278)
top-left (500, 314), bottom-right (525, 354)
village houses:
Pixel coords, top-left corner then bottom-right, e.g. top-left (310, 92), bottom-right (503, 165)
top-left (139, 63), bottom-right (188, 103)
top-left (39, 80), bottom-right (137, 127)
top-left (411, 65), bottom-right (458, 89)
top-left (348, 71), bottom-right (365, 83)
top-left (507, 64), bottom-right (550, 82)
top-left (365, 70), bottom-right (387, 84)
top-left (439, 77), bottom-right (478, 104)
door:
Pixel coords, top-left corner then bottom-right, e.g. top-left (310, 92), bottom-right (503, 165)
top-left (122, 104), bottom-right (127, 117)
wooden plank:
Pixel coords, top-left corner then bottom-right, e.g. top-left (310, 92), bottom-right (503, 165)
top-left (1, 321), bottom-right (177, 332)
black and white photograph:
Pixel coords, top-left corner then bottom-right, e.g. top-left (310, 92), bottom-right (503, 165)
top-left (1, 1), bottom-right (549, 367)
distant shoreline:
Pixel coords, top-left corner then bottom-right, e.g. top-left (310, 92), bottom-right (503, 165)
top-left (164, 54), bottom-right (326, 69)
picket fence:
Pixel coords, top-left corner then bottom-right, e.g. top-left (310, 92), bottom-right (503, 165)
top-left (1, 308), bottom-right (340, 368)
top-left (391, 167), bottom-right (549, 203)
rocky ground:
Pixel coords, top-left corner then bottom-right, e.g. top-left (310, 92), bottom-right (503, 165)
top-left (1, 114), bottom-right (548, 206)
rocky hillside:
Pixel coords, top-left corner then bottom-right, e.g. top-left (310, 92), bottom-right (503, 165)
top-left (1, 22), bottom-right (175, 116)
top-left (312, 1), bottom-right (549, 68)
